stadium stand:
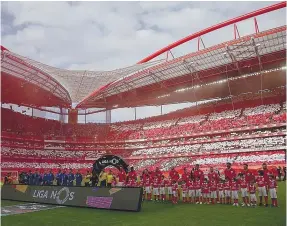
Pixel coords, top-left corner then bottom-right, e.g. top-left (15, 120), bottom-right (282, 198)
top-left (1, 151), bottom-right (284, 176)
top-left (1, 99), bottom-right (286, 177)
top-left (1, 101), bottom-right (285, 140)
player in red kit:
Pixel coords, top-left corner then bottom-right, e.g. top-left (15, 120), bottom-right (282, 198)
top-left (181, 180), bottom-right (188, 203)
top-left (231, 178), bottom-right (239, 206)
top-left (141, 169), bottom-right (149, 183)
top-left (195, 177), bottom-right (203, 204)
top-left (152, 167), bottom-right (163, 181)
top-left (224, 178), bottom-right (231, 204)
top-left (202, 178), bottom-right (210, 204)
top-left (256, 170), bottom-right (268, 207)
top-left (262, 163), bottom-right (273, 183)
top-left (123, 179), bottom-right (128, 187)
top-left (224, 163), bottom-right (236, 181)
top-left (208, 167), bottom-right (220, 203)
top-left (209, 179), bottom-right (218, 204)
top-left (208, 167), bottom-right (219, 182)
top-left (217, 180), bottom-right (225, 204)
top-left (193, 164), bottom-right (204, 182)
top-left (125, 178), bottom-right (133, 187)
top-left (117, 167), bottom-right (126, 186)
top-left (169, 167), bottom-right (179, 182)
top-left (268, 175), bottom-right (278, 207)
top-left (171, 181), bottom-right (179, 204)
top-left (241, 164), bottom-right (254, 183)
top-left (128, 167), bottom-right (137, 181)
top-left (160, 175), bottom-right (168, 201)
top-left (152, 178), bottom-right (160, 201)
top-left (181, 168), bottom-right (189, 183)
top-left (187, 179), bottom-right (195, 203)
top-left (248, 180), bottom-right (257, 206)
top-left (166, 177), bottom-right (173, 201)
top-left (145, 177), bottom-right (152, 201)
top-left (239, 174), bottom-right (250, 207)
top-left (130, 179), bottom-right (137, 187)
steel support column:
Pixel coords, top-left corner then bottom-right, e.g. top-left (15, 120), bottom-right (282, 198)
top-left (106, 109), bottom-right (111, 124)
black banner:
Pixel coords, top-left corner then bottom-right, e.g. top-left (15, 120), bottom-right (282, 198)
top-left (93, 155), bottom-right (129, 175)
top-left (2, 185), bottom-right (143, 212)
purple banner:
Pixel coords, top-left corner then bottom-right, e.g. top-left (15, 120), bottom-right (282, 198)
top-left (86, 196), bottom-right (113, 209)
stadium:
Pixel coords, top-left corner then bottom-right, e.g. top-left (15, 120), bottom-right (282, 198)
top-left (1, 2), bottom-right (286, 226)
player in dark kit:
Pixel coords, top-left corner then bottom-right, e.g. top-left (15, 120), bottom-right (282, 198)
top-left (56, 170), bottom-right (62, 186)
top-left (61, 170), bottom-right (68, 186)
top-left (75, 170), bottom-right (82, 186)
top-left (42, 170), bottom-right (48, 186)
top-left (47, 170), bottom-right (54, 185)
top-left (28, 170), bottom-right (34, 185)
top-left (68, 169), bottom-right (75, 186)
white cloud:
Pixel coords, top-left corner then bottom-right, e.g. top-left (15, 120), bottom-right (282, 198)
top-left (1, 1), bottom-right (285, 121)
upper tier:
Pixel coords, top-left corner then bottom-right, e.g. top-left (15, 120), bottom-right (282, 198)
top-left (1, 96), bottom-right (286, 143)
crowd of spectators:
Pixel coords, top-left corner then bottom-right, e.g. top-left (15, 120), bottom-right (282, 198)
top-left (177, 115), bottom-right (206, 125)
top-left (143, 119), bottom-right (177, 130)
top-left (1, 151), bottom-right (284, 175)
top-left (191, 151), bottom-right (285, 167)
top-left (1, 162), bottom-right (91, 170)
top-left (132, 159), bottom-right (159, 171)
top-left (124, 103), bottom-right (285, 140)
top-left (131, 136), bottom-right (285, 156)
top-left (1, 147), bottom-right (106, 159)
top-left (2, 102), bottom-right (285, 141)
top-left (160, 158), bottom-right (193, 171)
top-left (130, 151), bottom-right (285, 172)
top-left (2, 130), bottom-right (285, 161)
top-left (1, 101), bottom-right (286, 177)
top-left (2, 126), bottom-right (284, 151)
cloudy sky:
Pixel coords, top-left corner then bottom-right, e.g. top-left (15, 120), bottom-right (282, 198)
top-left (1, 1), bottom-right (286, 122)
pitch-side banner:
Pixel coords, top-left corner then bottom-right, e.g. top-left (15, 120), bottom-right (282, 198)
top-left (2, 185), bottom-right (143, 212)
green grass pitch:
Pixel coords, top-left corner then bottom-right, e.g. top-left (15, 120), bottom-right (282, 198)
top-left (2, 181), bottom-right (286, 226)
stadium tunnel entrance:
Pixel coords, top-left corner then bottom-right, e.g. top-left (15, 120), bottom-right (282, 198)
top-left (92, 155), bottom-right (129, 176)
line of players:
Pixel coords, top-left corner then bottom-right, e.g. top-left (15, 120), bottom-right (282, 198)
top-left (123, 163), bottom-right (279, 207)
top-left (18, 169), bottom-right (83, 186)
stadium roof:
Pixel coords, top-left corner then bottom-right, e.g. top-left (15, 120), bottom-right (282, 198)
top-left (1, 48), bottom-right (163, 105)
top-left (76, 25), bottom-right (286, 108)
